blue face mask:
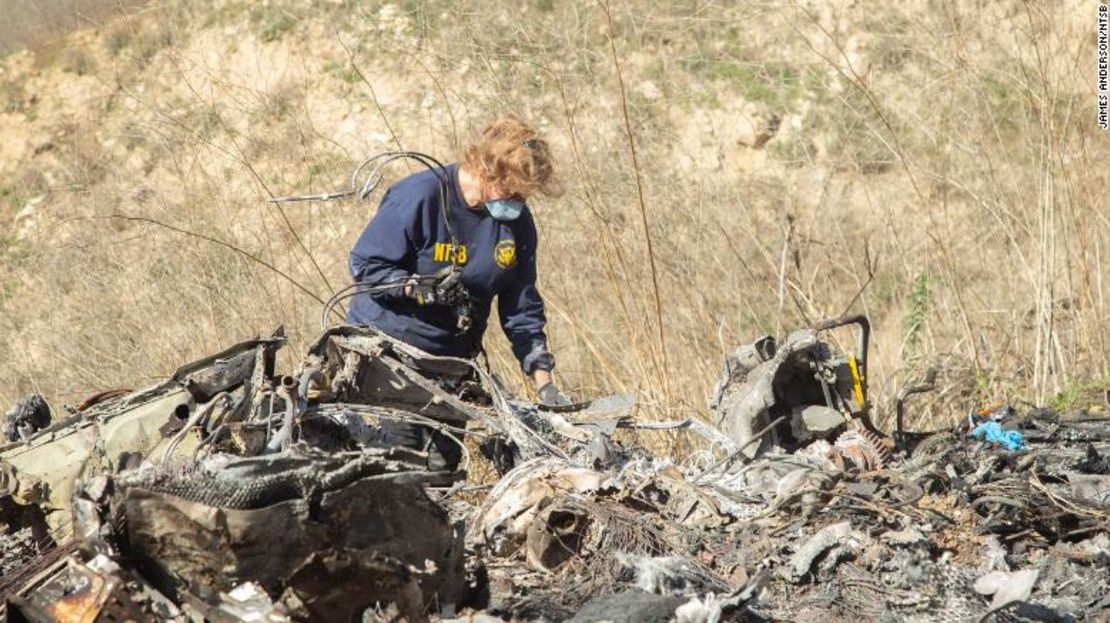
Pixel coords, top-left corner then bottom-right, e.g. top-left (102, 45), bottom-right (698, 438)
top-left (485, 198), bottom-right (525, 222)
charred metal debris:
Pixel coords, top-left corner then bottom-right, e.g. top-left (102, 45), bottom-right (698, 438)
top-left (1, 317), bottom-right (1107, 622)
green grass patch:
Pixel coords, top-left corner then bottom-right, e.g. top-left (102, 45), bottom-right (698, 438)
top-left (250, 6), bottom-right (296, 42)
top-left (901, 272), bottom-right (930, 360)
top-left (197, 108), bottom-right (223, 141)
top-left (978, 71), bottom-right (1024, 133)
top-left (679, 57), bottom-right (819, 109)
top-left (133, 21), bottom-right (176, 64)
top-left (0, 279), bottom-right (17, 306)
top-left (323, 61), bottom-right (361, 83)
top-left (767, 135), bottom-right (813, 166)
top-left (402, 0), bottom-right (444, 40)
top-left (305, 153), bottom-right (349, 185)
top-left (0, 231), bottom-right (17, 253)
top-left (860, 13), bottom-right (911, 35)
top-left (202, 2), bottom-right (249, 29)
top-left (1052, 376), bottom-right (1110, 412)
top-left (982, 75), bottom-right (1016, 108)
top-left (0, 185), bottom-right (24, 213)
top-left (825, 85), bottom-right (900, 173)
top-left (1, 80), bottom-right (25, 114)
top-left (105, 24), bottom-right (132, 56)
top-left (0, 231), bottom-right (31, 269)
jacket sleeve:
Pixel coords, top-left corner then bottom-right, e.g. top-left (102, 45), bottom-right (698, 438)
top-left (348, 188), bottom-right (418, 301)
top-left (498, 229), bottom-right (555, 373)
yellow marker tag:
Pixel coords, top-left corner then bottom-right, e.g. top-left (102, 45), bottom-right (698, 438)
top-left (848, 355), bottom-right (866, 408)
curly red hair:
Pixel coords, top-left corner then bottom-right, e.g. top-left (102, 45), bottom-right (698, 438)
top-left (462, 115), bottom-right (563, 198)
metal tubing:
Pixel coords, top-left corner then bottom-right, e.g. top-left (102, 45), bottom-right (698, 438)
top-left (265, 379), bottom-right (301, 454)
top-left (813, 314), bottom-right (870, 386)
top-left (895, 367), bottom-right (938, 441)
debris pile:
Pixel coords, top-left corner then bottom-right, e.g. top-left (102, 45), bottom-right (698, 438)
top-left (1, 319), bottom-right (1107, 621)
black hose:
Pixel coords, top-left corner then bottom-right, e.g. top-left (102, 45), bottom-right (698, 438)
top-left (319, 278), bottom-right (413, 329)
top-left (355, 151), bottom-right (460, 249)
top-left (274, 151), bottom-right (469, 331)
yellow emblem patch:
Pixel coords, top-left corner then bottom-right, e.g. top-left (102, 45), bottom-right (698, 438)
top-left (494, 239), bottom-right (517, 269)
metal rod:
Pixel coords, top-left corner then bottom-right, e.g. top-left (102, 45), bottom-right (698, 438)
top-left (693, 415), bottom-right (788, 483)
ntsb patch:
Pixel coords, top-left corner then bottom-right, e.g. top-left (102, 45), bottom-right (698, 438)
top-left (494, 239), bottom-right (517, 269)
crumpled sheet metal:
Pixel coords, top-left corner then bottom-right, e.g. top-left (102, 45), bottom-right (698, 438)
top-left (473, 457), bottom-right (735, 617)
top-left (706, 452), bottom-right (836, 520)
top-left (473, 458), bottom-right (603, 558)
top-left (120, 452), bottom-right (465, 618)
top-left (0, 337), bottom-right (274, 538)
top-left (0, 388), bottom-right (190, 535)
top-left (627, 462), bottom-right (726, 528)
top-left (659, 422), bottom-right (1108, 621)
top-left (783, 520), bottom-right (867, 583)
top-left (308, 326), bottom-right (501, 428)
top-left (309, 325), bottom-right (575, 468)
top-left (712, 328), bottom-right (820, 459)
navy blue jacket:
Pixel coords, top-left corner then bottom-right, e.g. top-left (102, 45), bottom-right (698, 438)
top-left (346, 163), bottom-right (554, 373)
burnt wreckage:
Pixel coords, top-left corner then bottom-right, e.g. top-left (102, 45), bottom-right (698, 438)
top-left (1, 316), bottom-right (1108, 622)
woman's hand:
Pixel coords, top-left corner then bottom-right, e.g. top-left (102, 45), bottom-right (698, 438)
top-left (533, 369), bottom-right (572, 406)
top-left (405, 268), bottom-right (468, 306)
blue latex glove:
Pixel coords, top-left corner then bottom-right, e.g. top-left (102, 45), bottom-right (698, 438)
top-left (969, 421), bottom-right (1025, 451)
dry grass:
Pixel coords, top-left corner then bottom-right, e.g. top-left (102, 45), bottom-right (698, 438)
top-left (0, 0), bottom-right (1106, 439)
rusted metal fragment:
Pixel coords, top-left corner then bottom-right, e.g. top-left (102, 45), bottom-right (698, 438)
top-left (10, 557), bottom-right (113, 623)
top-left (74, 389), bottom-right (132, 414)
top-left (9, 555), bottom-right (184, 622)
top-left (827, 430), bottom-right (890, 472)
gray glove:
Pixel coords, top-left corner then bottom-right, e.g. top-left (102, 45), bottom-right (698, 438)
top-left (409, 266), bottom-right (468, 306)
top-left (537, 382), bottom-right (572, 407)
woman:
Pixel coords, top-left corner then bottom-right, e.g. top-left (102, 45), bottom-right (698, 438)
top-left (347, 116), bottom-right (570, 406)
